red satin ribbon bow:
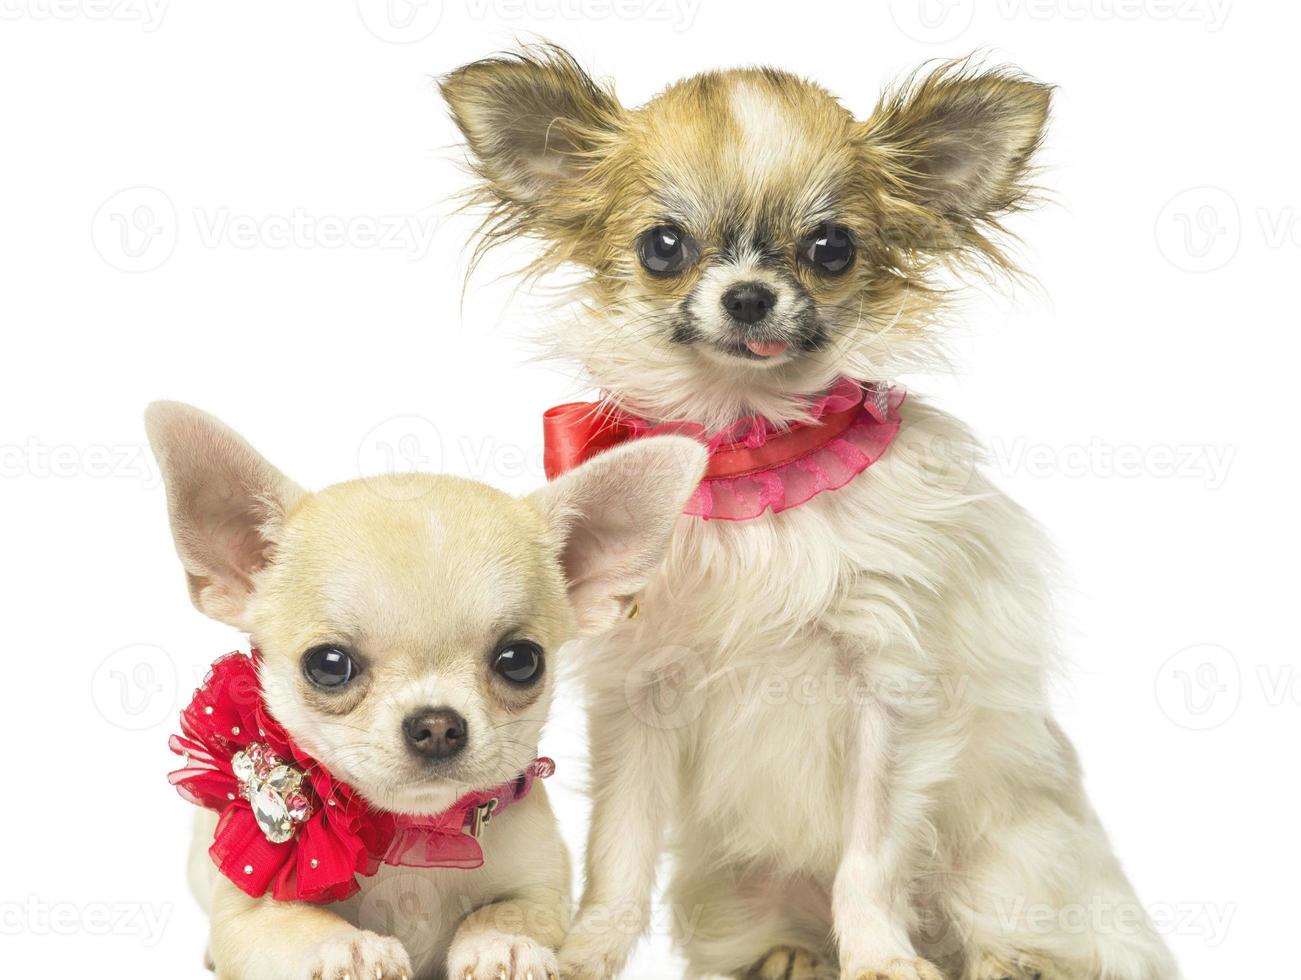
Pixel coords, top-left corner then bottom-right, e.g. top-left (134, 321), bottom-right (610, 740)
top-left (543, 380), bottom-right (904, 521)
top-left (169, 652), bottom-right (553, 904)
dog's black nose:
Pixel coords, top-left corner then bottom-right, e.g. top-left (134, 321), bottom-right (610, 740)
top-left (722, 282), bottom-right (776, 325)
top-left (403, 707), bottom-right (468, 759)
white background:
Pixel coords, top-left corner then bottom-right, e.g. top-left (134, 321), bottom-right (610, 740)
top-left (1, 1), bottom-right (1296, 977)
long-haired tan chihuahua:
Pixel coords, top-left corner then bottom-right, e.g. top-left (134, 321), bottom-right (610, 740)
top-left (146, 401), bottom-right (705, 980)
top-left (442, 46), bottom-right (1179, 980)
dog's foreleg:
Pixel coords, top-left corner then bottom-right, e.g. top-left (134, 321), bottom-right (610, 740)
top-left (207, 877), bottom-right (412, 980)
top-left (557, 698), bottom-right (682, 980)
top-left (833, 694), bottom-right (943, 980)
top-left (447, 885), bottom-right (569, 980)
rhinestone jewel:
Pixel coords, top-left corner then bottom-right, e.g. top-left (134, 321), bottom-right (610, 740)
top-left (285, 792), bottom-right (311, 822)
top-left (231, 750), bottom-right (255, 785)
top-left (229, 742), bottom-right (314, 844)
top-left (264, 765), bottom-right (301, 795)
top-left (251, 784), bottom-right (296, 844)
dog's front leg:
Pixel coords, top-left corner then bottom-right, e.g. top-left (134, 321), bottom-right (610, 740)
top-left (833, 694), bottom-right (943, 980)
top-left (447, 885), bottom-right (568, 980)
top-left (208, 877), bottom-right (412, 980)
top-left (558, 701), bottom-right (681, 980)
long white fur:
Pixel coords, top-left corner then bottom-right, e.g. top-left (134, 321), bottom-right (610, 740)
top-left (442, 50), bottom-right (1180, 980)
top-left (561, 399), bottom-right (1179, 980)
top-left (552, 84), bottom-right (1176, 980)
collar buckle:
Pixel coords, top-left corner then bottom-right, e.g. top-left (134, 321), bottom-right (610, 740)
top-left (468, 797), bottom-right (499, 839)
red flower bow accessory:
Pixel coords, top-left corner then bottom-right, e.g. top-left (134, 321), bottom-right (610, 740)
top-left (169, 652), bottom-right (554, 904)
top-left (544, 379), bottom-right (905, 521)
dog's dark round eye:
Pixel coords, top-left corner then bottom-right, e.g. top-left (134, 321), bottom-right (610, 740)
top-left (637, 225), bottom-right (695, 276)
top-left (492, 641), bottom-right (544, 686)
top-left (797, 223), bottom-right (855, 275)
top-left (303, 646), bottom-right (357, 689)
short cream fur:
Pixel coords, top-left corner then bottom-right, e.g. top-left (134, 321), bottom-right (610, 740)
top-left (146, 401), bottom-right (705, 980)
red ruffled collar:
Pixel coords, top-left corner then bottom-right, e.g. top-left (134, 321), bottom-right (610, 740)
top-left (544, 379), bottom-right (904, 520)
top-left (169, 652), bottom-right (553, 904)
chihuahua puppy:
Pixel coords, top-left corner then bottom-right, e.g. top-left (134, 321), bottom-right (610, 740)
top-left (146, 401), bottom-right (705, 980)
top-left (442, 47), bottom-right (1179, 980)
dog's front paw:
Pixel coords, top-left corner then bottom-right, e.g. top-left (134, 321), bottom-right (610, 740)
top-left (447, 930), bottom-right (558, 980)
top-left (748, 945), bottom-right (837, 979)
top-left (850, 957), bottom-right (946, 980)
top-left (303, 928), bottom-right (411, 980)
top-left (556, 924), bottom-right (630, 980)
top-left (973, 952), bottom-right (1054, 980)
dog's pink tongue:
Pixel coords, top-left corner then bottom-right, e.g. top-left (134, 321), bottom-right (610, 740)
top-left (745, 339), bottom-right (789, 358)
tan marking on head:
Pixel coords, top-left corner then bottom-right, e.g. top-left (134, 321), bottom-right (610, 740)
top-left (443, 49), bottom-right (1050, 426)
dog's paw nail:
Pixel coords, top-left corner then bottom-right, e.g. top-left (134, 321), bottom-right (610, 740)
top-left (306, 929), bottom-right (411, 980)
top-left (749, 945), bottom-right (833, 979)
top-left (448, 930), bottom-right (558, 980)
top-left (852, 957), bottom-right (946, 980)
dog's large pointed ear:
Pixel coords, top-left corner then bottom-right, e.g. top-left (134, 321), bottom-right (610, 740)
top-left (145, 401), bottom-right (305, 632)
top-left (528, 436), bottom-right (706, 635)
top-left (862, 61), bottom-right (1051, 229)
top-left (440, 44), bottom-right (624, 209)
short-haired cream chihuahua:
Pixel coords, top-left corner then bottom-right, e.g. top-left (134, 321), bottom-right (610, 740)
top-left (442, 46), bottom-right (1180, 980)
top-left (146, 401), bottom-right (705, 980)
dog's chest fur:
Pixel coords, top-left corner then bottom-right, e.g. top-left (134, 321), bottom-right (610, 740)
top-left (676, 622), bottom-right (851, 876)
top-left (194, 794), bottom-right (565, 980)
top-left (582, 398), bottom-right (1028, 877)
top-left (330, 795), bottom-right (562, 978)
